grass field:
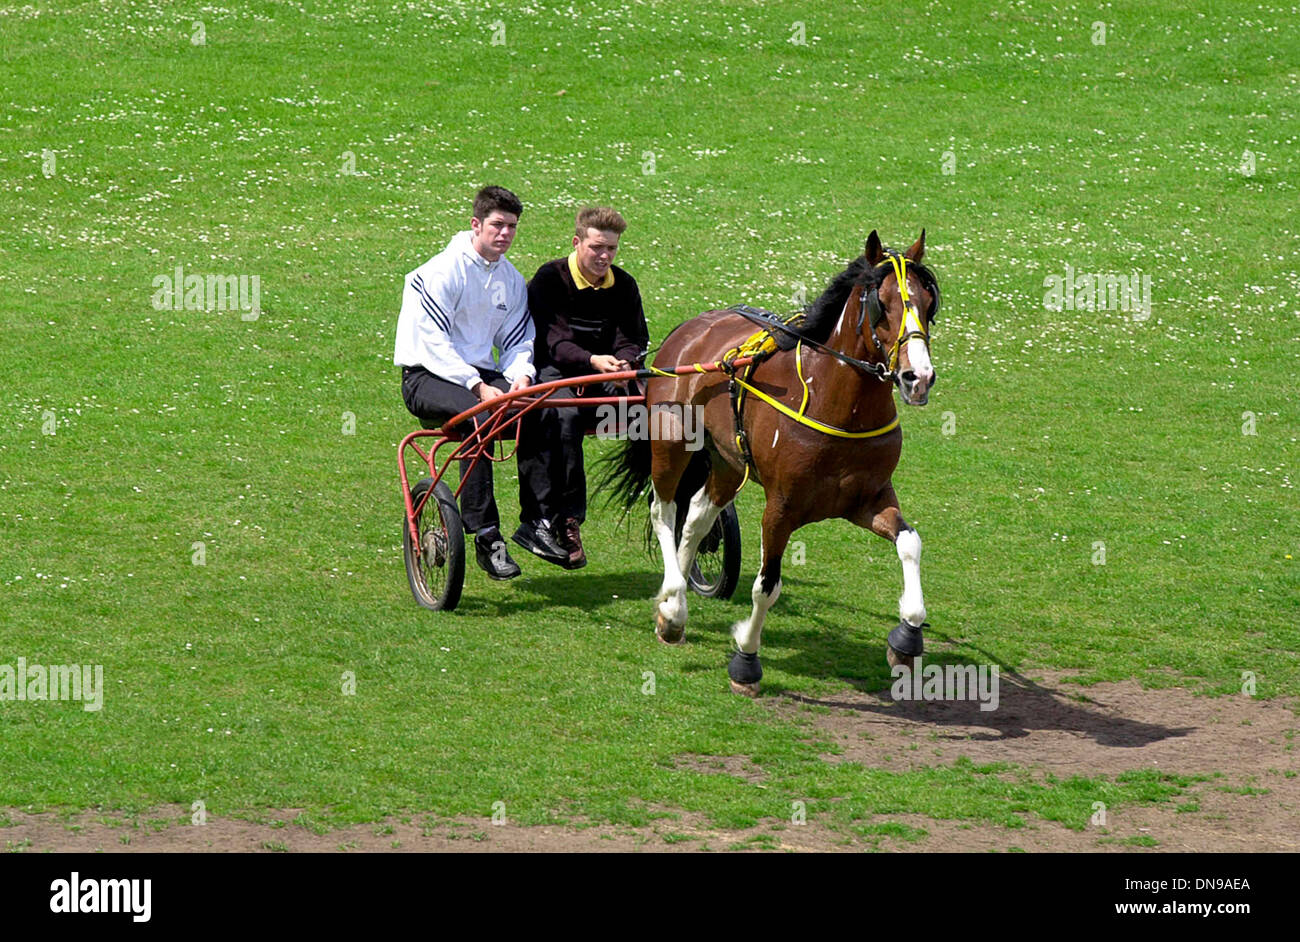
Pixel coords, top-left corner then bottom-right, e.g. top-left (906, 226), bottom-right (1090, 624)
top-left (2, 0), bottom-right (1296, 846)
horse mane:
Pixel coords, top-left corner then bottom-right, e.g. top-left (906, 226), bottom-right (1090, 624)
top-left (800, 249), bottom-right (938, 344)
top-left (800, 253), bottom-right (883, 344)
top-left (648, 247), bottom-right (935, 356)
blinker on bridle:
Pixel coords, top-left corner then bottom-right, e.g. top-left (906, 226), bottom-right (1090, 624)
top-left (857, 252), bottom-right (940, 378)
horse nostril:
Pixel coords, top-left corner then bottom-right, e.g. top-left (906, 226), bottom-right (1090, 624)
top-left (900, 370), bottom-right (917, 385)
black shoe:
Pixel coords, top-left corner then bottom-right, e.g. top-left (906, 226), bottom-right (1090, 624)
top-left (475, 528), bottom-right (521, 580)
top-left (511, 519), bottom-right (569, 566)
top-left (561, 517), bottom-right (587, 570)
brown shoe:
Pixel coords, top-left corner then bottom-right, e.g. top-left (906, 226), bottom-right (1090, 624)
top-left (562, 517), bottom-right (587, 570)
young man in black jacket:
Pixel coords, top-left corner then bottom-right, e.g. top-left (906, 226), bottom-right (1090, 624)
top-left (523, 207), bottom-right (650, 568)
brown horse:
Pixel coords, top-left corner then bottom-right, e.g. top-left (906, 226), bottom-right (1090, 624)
top-left (599, 230), bottom-right (940, 695)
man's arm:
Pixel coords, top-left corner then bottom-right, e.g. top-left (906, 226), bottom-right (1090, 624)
top-left (611, 275), bottom-right (651, 367)
top-left (532, 265), bottom-right (597, 372)
top-left (407, 269), bottom-right (483, 391)
top-left (494, 274), bottom-right (535, 390)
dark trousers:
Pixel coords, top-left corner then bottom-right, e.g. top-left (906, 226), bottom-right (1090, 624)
top-left (401, 366), bottom-right (559, 533)
top-left (519, 365), bottom-right (641, 525)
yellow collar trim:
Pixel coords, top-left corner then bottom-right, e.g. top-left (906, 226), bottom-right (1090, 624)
top-left (568, 252), bottom-right (614, 290)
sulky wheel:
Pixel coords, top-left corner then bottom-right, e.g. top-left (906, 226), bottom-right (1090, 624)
top-left (403, 478), bottom-right (465, 612)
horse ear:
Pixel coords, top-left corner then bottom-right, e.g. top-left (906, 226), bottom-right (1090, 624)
top-left (864, 230), bottom-right (884, 265)
top-left (905, 228), bottom-right (926, 263)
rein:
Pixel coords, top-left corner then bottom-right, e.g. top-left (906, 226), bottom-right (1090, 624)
top-left (728, 304), bottom-right (892, 383)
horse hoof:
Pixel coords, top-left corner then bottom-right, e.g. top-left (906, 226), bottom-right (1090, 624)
top-left (886, 645), bottom-right (915, 671)
top-left (655, 612), bottom-right (685, 645)
top-left (727, 650), bottom-right (762, 696)
top-left (886, 621), bottom-right (924, 671)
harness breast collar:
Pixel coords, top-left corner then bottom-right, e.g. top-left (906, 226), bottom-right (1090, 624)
top-left (721, 259), bottom-right (928, 483)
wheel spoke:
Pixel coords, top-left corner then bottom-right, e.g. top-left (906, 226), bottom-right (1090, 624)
top-left (404, 478), bottom-right (465, 612)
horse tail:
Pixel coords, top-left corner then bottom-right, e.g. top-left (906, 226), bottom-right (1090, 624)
top-left (594, 438), bottom-right (714, 551)
top-left (593, 435), bottom-right (653, 519)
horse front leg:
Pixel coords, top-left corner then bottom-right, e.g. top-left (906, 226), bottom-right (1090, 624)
top-left (854, 486), bottom-right (926, 668)
top-left (728, 502), bottom-right (793, 697)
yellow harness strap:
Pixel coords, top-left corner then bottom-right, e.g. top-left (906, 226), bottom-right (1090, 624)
top-left (795, 341), bottom-right (810, 415)
top-left (647, 305), bottom-right (899, 496)
top-left (730, 374), bottom-right (901, 439)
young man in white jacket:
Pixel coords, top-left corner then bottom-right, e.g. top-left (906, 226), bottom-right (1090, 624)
top-left (395, 186), bottom-right (567, 580)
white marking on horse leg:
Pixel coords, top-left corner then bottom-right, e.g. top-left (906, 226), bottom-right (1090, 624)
top-left (895, 527), bottom-right (926, 627)
top-left (675, 485), bottom-right (723, 576)
top-left (732, 571), bottom-right (782, 655)
top-left (650, 496), bottom-right (688, 628)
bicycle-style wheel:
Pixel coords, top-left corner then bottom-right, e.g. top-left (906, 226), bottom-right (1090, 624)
top-left (403, 478), bottom-right (465, 612)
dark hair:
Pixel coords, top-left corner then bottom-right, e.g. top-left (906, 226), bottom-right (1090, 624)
top-left (473, 185), bottom-right (522, 220)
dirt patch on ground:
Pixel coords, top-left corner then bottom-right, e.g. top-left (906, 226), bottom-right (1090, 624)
top-left (672, 753), bottom-right (767, 784)
top-left (5, 672), bottom-right (1296, 852)
top-left (776, 668), bottom-right (1300, 852)
top-left (0, 807), bottom-right (842, 853)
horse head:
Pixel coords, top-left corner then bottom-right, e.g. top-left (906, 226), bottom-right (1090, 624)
top-left (863, 229), bottom-right (938, 406)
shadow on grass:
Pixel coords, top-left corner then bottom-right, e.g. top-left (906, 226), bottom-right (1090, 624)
top-left (443, 575), bottom-right (1190, 753)
top-left (774, 674), bottom-right (1194, 748)
top-left (631, 585), bottom-right (1198, 750)
top-left (450, 570), bottom-right (666, 617)
top-left (768, 642), bottom-right (1194, 749)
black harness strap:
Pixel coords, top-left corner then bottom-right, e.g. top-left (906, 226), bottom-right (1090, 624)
top-left (728, 371), bottom-right (757, 479)
top-left (727, 304), bottom-right (892, 383)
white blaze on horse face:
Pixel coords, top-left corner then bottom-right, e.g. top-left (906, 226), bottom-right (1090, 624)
top-left (906, 335), bottom-right (933, 381)
top-left (902, 277), bottom-right (934, 383)
top-left (895, 528), bottom-right (926, 628)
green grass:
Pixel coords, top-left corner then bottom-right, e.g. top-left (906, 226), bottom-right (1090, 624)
top-left (1099, 835), bottom-right (1161, 848)
top-left (1, 0), bottom-right (1296, 838)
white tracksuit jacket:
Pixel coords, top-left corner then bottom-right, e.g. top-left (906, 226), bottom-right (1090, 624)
top-left (393, 231), bottom-right (535, 389)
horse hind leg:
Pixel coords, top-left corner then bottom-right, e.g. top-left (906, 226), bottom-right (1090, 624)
top-left (729, 502), bottom-right (793, 697)
top-left (649, 438), bottom-right (694, 644)
top-left (675, 484), bottom-right (724, 578)
top-left (675, 461), bottom-right (742, 577)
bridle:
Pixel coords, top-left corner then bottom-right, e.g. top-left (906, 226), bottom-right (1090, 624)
top-left (857, 251), bottom-right (940, 382)
top-left (709, 251), bottom-right (942, 476)
top-left (720, 251), bottom-right (940, 387)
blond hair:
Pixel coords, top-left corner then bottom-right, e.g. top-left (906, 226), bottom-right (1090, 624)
top-left (574, 207), bottom-right (627, 239)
